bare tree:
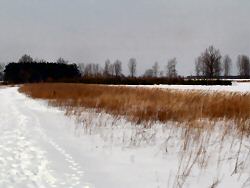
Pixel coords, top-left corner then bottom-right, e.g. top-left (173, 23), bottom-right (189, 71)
top-left (166, 58), bottom-right (178, 78)
top-left (104, 59), bottom-right (111, 77)
top-left (223, 55), bottom-right (232, 77)
top-left (199, 46), bottom-right (222, 78)
top-left (108, 63), bottom-right (115, 77)
top-left (128, 58), bottom-right (137, 77)
top-left (143, 69), bottom-right (154, 77)
top-left (237, 55), bottom-right (250, 78)
top-left (83, 64), bottom-right (93, 77)
top-left (152, 62), bottom-right (159, 77)
top-left (0, 63), bottom-right (6, 80)
top-left (114, 60), bottom-right (122, 77)
top-left (77, 63), bottom-right (85, 76)
top-left (195, 56), bottom-right (204, 76)
top-left (159, 71), bottom-right (164, 77)
top-left (56, 57), bottom-right (68, 64)
top-left (18, 54), bottom-right (33, 63)
top-left (93, 64), bottom-right (100, 76)
top-left (83, 63), bottom-right (102, 76)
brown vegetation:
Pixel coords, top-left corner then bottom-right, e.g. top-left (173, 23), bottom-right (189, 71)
top-left (19, 83), bottom-right (250, 133)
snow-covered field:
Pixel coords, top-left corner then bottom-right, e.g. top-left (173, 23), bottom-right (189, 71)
top-left (128, 81), bottom-right (250, 93)
top-left (0, 86), bottom-right (249, 188)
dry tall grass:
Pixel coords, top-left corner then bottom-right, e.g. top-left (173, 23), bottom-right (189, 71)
top-left (19, 83), bottom-right (250, 134)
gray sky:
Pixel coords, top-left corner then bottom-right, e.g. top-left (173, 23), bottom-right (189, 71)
top-left (0, 0), bottom-right (250, 75)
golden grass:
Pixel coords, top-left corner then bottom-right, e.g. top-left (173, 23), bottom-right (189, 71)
top-left (19, 83), bottom-right (250, 133)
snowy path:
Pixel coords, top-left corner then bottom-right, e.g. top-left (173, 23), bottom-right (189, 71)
top-left (0, 87), bottom-right (91, 188)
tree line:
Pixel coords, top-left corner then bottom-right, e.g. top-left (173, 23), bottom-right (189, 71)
top-left (1, 45), bottom-right (249, 84)
top-left (77, 57), bottom-right (178, 79)
top-left (77, 45), bottom-right (250, 79)
top-left (195, 46), bottom-right (250, 79)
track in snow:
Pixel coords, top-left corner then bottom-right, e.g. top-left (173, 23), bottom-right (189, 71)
top-left (0, 87), bottom-right (93, 188)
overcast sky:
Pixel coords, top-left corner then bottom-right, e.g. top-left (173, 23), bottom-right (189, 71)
top-left (0, 0), bottom-right (250, 75)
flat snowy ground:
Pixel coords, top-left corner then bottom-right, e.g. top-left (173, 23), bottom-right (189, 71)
top-left (0, 86), bottom-right (249, 188)
top-left (128, 81), bottom-right (250, 93)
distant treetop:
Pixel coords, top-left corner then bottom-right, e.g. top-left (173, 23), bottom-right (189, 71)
top-left (56, 57), bottom-right (69, 64)
top-left (18, 54), bottom-right (33, 63)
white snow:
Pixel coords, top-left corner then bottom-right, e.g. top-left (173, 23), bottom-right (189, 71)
top-left (0, 86), bottom-right (249, 188)
top-left (126, 81), bottom-right (250, 93)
